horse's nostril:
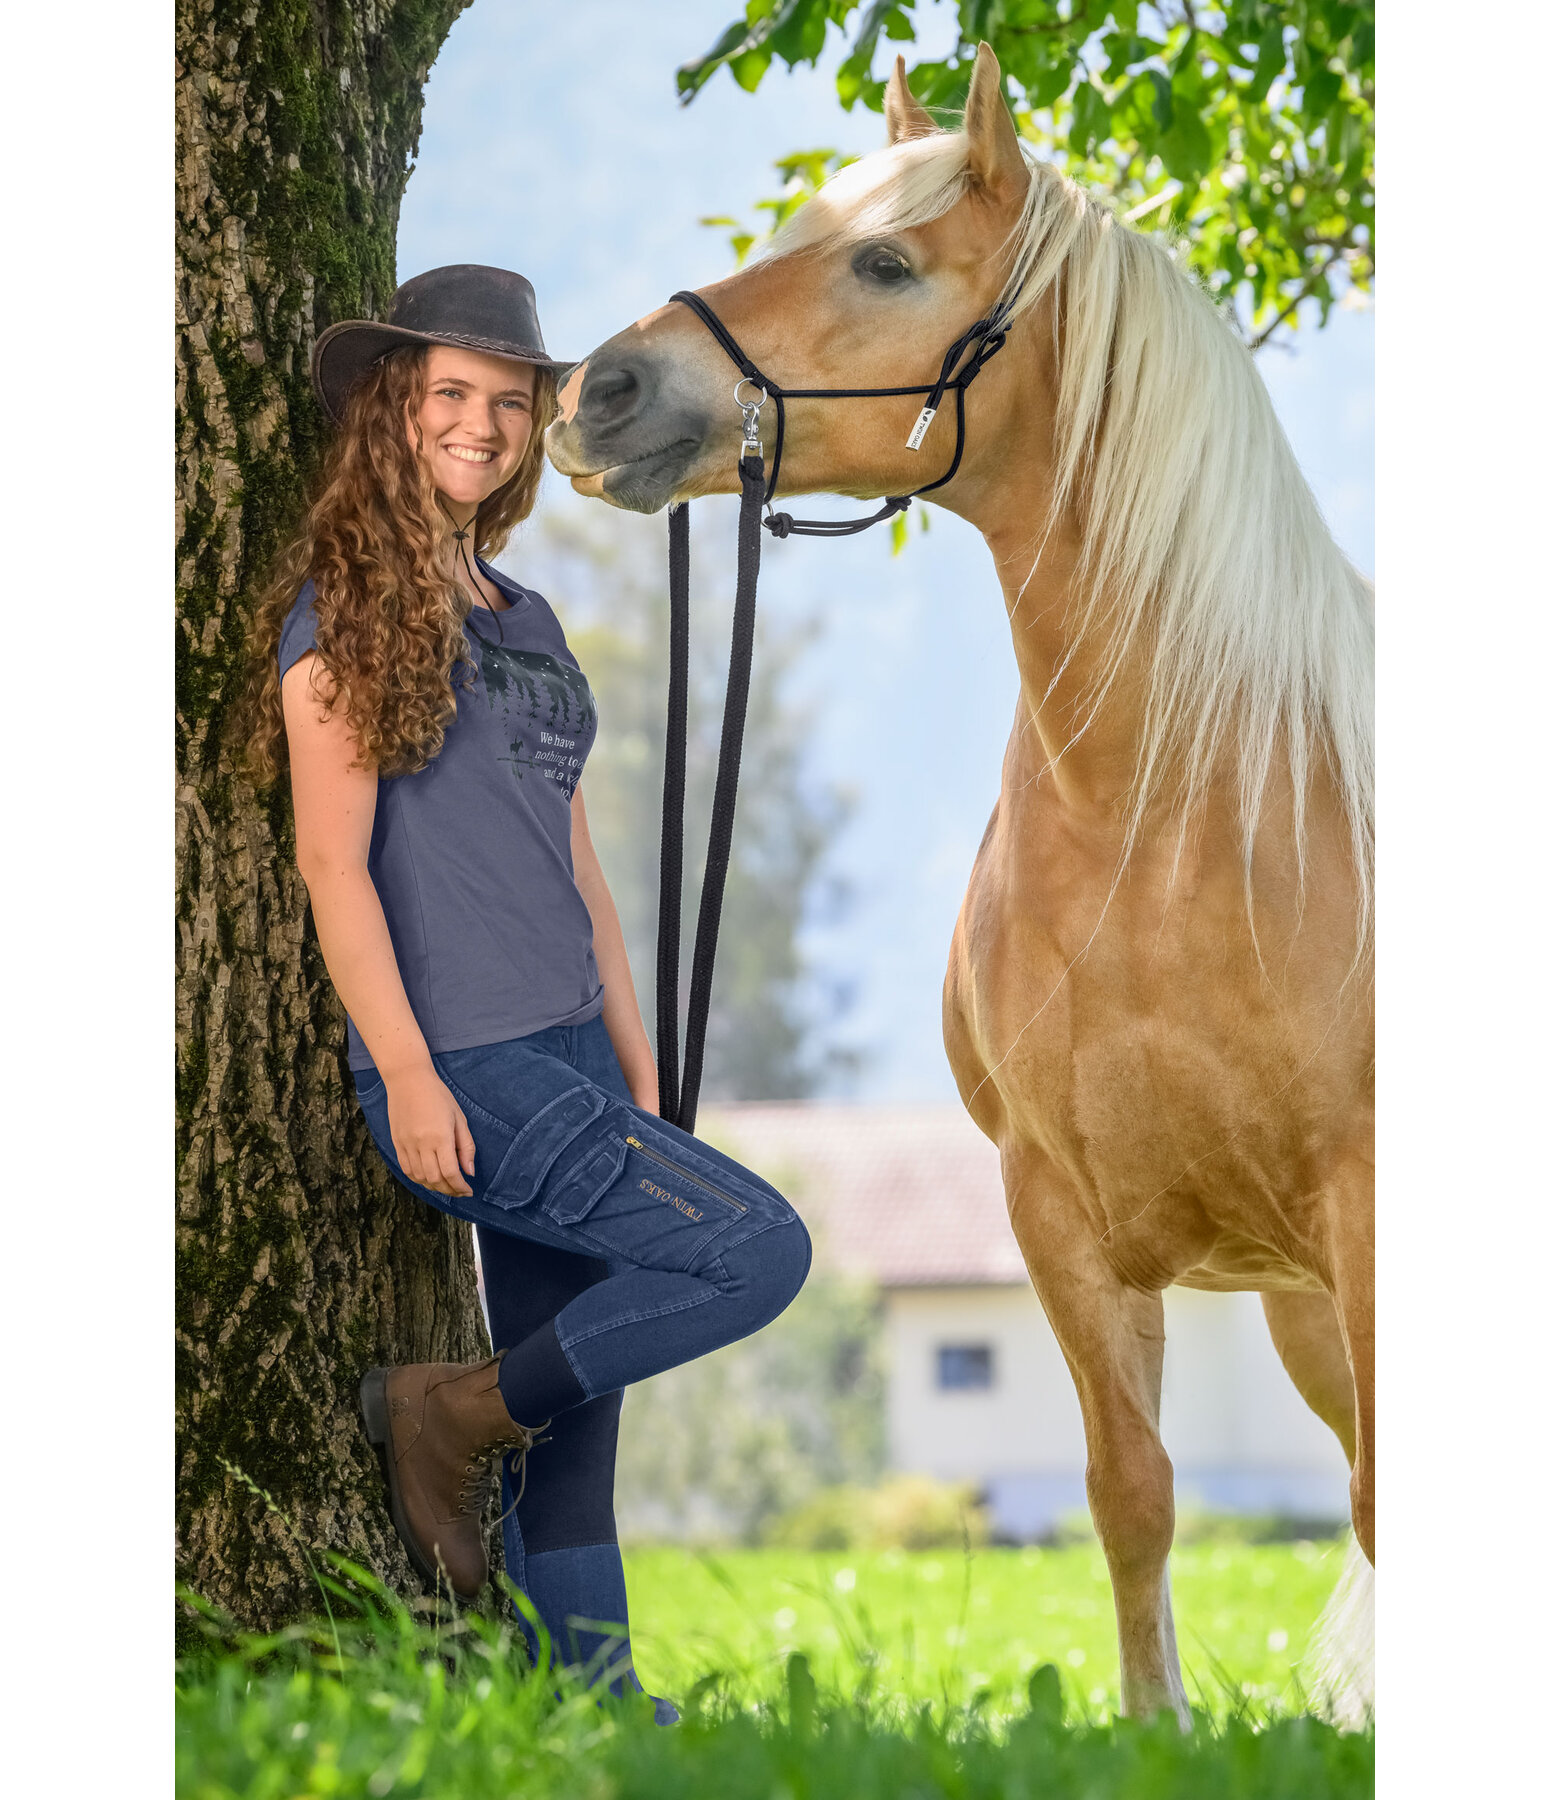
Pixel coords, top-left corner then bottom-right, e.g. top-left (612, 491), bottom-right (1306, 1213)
top-left (584, 362), bottom-right (642, 426)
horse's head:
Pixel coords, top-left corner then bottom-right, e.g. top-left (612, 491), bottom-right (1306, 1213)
top-left (547, 44), bottom-right (1042, 517)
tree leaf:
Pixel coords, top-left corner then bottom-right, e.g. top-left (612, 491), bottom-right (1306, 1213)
top-left (677, 20), bottom-right (759, 100)
top-left (731, 47), bottom-right (773, 92)
top-left (1027, 53), bottom-right (1077, 110)
top-left (676, 0), bottom-right (815, 102)
top-left (835, 0), bottom-right (895, 101)
top-left (1070, 81), bottom-right (1112, 156)
top-left (769, 0), bottom-right (829, 64)
top-left (1158, 98), bottom-right (1212, 180)
top-left (1104, 34), bottom-right (1165, 73)
top-left (1246, 20), bottom-right (1284, 103)
top-left (1304, 66), bottom-right (1341, 120)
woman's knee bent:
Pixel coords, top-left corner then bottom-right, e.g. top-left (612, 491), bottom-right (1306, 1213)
top-left (720, 1213), bottom-right (811, 1336)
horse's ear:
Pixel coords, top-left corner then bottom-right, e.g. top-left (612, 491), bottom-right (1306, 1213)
top-left (884, 55), bottom-right (936, 144)
top-left (963, 41), bottom-right (1028, 203)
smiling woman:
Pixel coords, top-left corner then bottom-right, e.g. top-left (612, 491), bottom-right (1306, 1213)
top-left (231, 263), bottom-right (812, 1723)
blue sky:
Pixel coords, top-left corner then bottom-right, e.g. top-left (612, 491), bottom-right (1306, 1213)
top-left (398, 0), bottom-right (1374, 1102)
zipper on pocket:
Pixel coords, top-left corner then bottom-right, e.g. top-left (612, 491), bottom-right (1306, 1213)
top-left (624, 1136), bottom-right (748, 1212)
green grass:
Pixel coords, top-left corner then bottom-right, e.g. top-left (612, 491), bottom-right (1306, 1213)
top-left (623, 1541), bottom-right (1344, 1723)
top-left (177, 1544), bottom-right (1372, 1799)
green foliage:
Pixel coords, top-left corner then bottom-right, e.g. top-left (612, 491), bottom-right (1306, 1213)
top-left (677, 1), bottom-right (1374, 346)
top-left (177, 1545), bottom-right (1373, 1796)
top-left (700, 143), bottom-right (864, 260)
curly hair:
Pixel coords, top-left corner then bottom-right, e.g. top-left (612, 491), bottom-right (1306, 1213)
top-left (237, 342), bottom-right (558, 784)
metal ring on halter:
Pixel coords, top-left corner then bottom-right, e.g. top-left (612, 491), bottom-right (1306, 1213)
top-left (735, 377), bottom-right (766, 463)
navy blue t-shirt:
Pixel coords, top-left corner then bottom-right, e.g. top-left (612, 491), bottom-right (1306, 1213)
top-left (278, 559), bottom-right (604, 1072)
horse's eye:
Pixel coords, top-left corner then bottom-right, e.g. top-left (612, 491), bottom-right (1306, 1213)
top-left (853, 245), bottom-right (911, 285)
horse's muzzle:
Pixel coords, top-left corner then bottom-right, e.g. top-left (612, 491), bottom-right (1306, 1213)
top-left (546, 335), bottom-right (713, 514)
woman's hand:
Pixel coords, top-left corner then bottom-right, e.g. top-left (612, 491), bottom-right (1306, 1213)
top-left (385, 1066), bottom-right (476, 1198)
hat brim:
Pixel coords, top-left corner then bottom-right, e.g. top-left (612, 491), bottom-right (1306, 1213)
top-left (311, 319), bottom-right (578, 423)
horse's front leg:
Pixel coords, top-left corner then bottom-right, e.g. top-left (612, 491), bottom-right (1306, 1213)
top-left (1003, 1142), bottom-right (1189, 1726)
top-left (1322, 1153), bottom-right (1374, 1564)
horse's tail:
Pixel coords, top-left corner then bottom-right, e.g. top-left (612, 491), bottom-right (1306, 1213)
top-left (1307, 1533), bottom-right (1374, 1728)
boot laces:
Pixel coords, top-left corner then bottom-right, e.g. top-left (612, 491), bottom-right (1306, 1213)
top-left (455, 1420), bottom-right (551, 1522)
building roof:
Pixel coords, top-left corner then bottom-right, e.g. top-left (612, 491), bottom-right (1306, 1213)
top-left (697, 1102), bottom-right (1030, 1289)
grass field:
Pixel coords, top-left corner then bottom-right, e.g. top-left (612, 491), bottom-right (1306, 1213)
top-left (624, 1540), bottom-right (1345, 1722)
top-left (177, 1542), bottom-right (1372, 1798)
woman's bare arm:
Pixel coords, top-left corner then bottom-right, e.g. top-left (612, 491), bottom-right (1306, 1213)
top-left (571, 783), bottom-right (659, 1114)
top-left (282, 652), bottom-right (475, 1196)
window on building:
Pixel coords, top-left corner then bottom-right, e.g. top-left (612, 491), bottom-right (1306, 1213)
top-left (936, 1343), bottom-right (995, 1390)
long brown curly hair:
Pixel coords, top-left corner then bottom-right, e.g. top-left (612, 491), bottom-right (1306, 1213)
top-left (238, 343), bottom-right (558, 783)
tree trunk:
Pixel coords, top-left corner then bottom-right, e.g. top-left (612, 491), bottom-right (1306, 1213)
top-left (175, 0), bottom-right (485, 1632)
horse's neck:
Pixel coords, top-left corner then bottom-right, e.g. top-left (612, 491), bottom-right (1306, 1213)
top-left (952, 392), bottom-right (1369, 963)
top-left (968, 481), bottom-right (1148, 818)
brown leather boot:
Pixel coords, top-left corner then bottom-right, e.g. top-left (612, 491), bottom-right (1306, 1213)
top-left (359, 1355), bottom-right (546, 1601)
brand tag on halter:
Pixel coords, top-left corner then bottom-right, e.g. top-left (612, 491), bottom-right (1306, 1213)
top-left (905, 406), bottom-right (937, 451)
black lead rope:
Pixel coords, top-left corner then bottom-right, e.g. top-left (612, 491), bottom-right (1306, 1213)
top-left (654, 501), bottom-right (691, 1126)
top-left (655, 286), bottom-right (1018, 1131)
top-left (656, 459), bottom-right (764, 1132)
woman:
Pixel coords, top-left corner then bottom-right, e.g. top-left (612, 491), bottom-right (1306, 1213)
top-left (240, 264), bottom-right (811, 1713)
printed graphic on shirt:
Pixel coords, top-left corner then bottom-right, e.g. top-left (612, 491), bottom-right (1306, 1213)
top-left (479, 639), bottom-right (596, 801)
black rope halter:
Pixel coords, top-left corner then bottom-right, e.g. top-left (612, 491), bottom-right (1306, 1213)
top-left (655, 284), bottom-right (1021, 1131)
top-left (667, 285), bottom-right (1020, 537)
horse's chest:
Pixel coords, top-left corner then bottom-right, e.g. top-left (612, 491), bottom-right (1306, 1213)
top-left (947, 821), bottom-right (1305, 1201)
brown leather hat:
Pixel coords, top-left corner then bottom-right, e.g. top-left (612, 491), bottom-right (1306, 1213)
top-left (311, 263), bottom-right (574, 423)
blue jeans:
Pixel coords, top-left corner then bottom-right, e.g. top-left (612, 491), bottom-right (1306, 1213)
top-left (353, 1014), bottom-right (811, 1698)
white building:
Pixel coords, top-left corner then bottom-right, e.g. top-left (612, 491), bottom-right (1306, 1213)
top-left (701, 1102), bottom-right (1351, 1541)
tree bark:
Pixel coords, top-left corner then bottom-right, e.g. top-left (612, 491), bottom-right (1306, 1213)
top-left (175, 0), bottom-right (485, 1632)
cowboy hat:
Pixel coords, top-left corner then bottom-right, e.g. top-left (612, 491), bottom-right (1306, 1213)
top-left (311, 263), bottom-right (574, 423)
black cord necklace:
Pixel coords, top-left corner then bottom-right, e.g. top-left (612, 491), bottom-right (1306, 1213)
top-left (441, 498), bottom-right (506, 641)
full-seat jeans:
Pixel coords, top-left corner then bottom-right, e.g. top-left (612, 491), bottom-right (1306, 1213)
top-left (353, 1014), bottom-right (811, 1702)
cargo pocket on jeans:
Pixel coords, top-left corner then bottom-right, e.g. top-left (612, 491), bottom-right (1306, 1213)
top-left (541, 1131), bottom-right (628, 1228)
top-left (486, 1085), bottom-right (606, 1211)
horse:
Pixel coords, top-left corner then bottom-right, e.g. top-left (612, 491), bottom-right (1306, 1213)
top-left (547, 42), bottom-right (1374, 1728)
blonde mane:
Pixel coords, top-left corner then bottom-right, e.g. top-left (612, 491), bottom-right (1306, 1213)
top-left (767, 134), bottom-right (1375, 942)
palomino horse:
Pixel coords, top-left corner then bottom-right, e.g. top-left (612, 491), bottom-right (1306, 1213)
top-left (548, 43), bottom-right (1374, 1727)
